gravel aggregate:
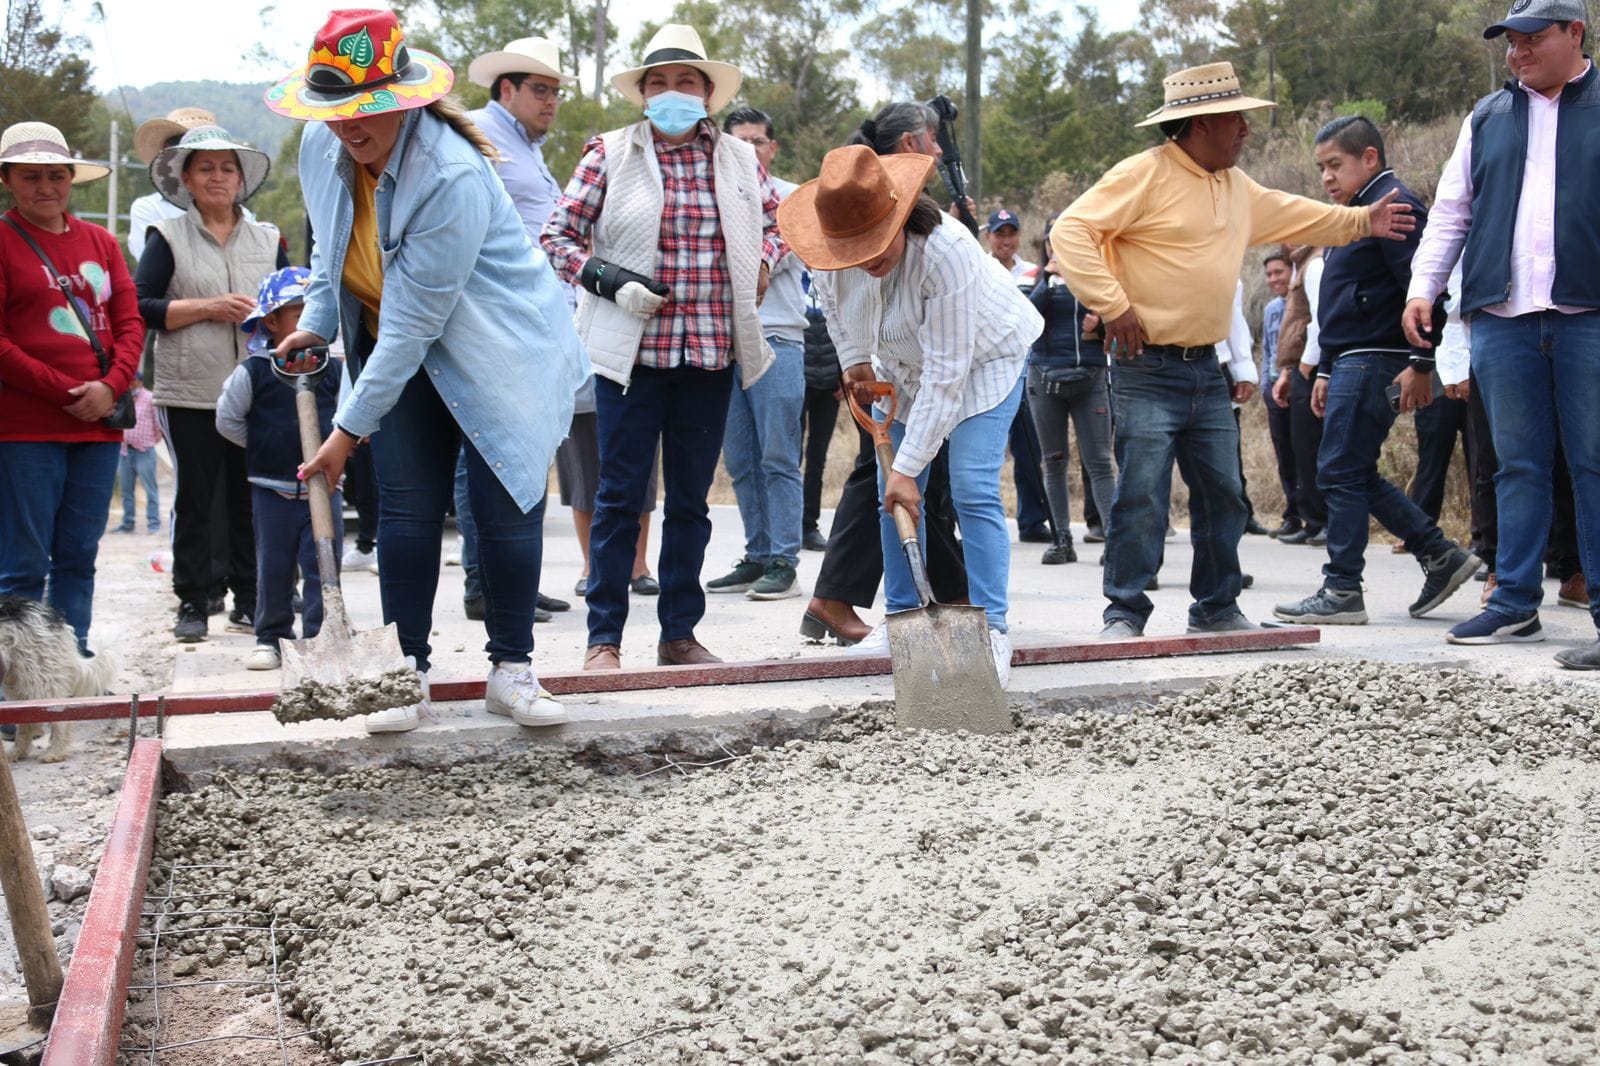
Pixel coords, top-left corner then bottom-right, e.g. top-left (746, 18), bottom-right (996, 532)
top-left (147, 660), bottom-right (1600, 1064)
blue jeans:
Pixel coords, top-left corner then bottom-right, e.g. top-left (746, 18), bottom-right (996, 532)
top-left (724, 336), bottom-right (805, 566)
top-left (1472, 310), bottom-right (1600, 627)
top-left (252, 486), bottom-right (340, 644)
top-left (452, 449), bottom-right (482, 602)
top-left (119, 447), bottom-right (160, 531)
top-left (367, 369), bottom-right (545, 672)
top-left (589, 364), bottom-right (734, 647)
top-left (1103, 352), bottom-right (1246, 628)
top-left (1316, 353), bottom-right (1449, 591)
top-left (0, 441), bottom-right (120, 653)
top-left (879, 374), bottom-right (1023, 632)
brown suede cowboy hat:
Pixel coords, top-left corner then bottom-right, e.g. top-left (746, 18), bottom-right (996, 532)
top-left (778, 145), bottom-right (935, 271)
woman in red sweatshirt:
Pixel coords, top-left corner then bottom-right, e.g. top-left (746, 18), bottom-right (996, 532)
top-left (0, 122), bottom-right (144, 656)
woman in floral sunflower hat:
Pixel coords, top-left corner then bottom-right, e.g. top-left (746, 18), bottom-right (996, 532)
top-left (266, 9), bottom-right (588, 735)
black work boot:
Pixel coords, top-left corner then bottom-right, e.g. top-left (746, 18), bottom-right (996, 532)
top-left (1041, 532), bottom-right (1077, 565)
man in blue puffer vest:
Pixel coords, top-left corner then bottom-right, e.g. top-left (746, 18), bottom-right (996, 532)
top-left (1403, 0), bottom-right (1600, 667)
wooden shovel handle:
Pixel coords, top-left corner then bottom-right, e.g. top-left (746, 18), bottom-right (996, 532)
top-left (294, 384), bottom-right (340, 590)
top-left (846, 380), bottom-right (914, 542)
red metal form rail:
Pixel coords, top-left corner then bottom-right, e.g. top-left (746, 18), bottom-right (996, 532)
top-left (0, 627), bottom-right (1319, 724)
top-left (42, 738), bottom-right (162, 1066)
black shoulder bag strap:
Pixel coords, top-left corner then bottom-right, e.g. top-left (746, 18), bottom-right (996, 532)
top-left (3, 215), bottom-right (136, 429)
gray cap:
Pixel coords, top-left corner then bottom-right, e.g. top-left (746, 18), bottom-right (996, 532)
top-left (1484, 0), bottom-right (1587, 38)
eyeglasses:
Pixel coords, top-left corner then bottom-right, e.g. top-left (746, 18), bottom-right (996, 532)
top-left (523, 82), bottom-right (566, 101)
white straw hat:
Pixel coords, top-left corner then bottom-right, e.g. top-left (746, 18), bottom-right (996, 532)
top-left (0, 122), bottom-right (110, 183)
top-left (133, 107), bottom-right (218, 165)
top-left (610, 24), bottom-right (742, 114)
top-left (468, 37), bottom-right (577, 88)
top-left (1136, 62), bottom-right (1277, 128)
top-left (149, 126), bottom-right (271, 209)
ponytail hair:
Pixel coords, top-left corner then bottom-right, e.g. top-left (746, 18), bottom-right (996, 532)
top-left (847, 102), bottom-right (938, 157)
top-left (426, 96), bottom-right (500, 162)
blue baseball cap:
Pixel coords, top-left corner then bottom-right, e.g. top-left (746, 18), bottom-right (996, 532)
top-left (1484, 0), bottom-right (1586, 37)
top-left (986, 209), bottom-right (1020, 233)
top-left (240, 267), bottom-right (311, 351)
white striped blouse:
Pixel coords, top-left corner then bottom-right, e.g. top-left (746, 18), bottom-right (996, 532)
top-left (815, 215), bottom-right (1044, 478)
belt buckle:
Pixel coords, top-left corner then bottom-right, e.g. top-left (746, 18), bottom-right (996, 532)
top-left (1180, 345), bottom-right (1208, 361)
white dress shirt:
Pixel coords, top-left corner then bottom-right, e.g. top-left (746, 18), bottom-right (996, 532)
top-left (1299, 256), bottom-right (1325, 368)
top-left (1218, 279), bottom-right (1257, 386)
top-left (816, 216), bottom-right (1044, 478)
top-left (1408, 62), bottom-right (1593, 318)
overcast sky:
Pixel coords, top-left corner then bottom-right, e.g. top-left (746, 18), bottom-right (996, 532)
top-left (60, 0), bottom-right (1137, 98)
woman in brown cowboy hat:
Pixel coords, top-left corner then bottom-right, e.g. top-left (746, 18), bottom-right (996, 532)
top-left (778, 145), bottom-right (1044, 687)
top-left (0, 121), bottom-right (143, 657)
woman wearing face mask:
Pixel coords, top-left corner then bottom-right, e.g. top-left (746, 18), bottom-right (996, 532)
top-left (269, 9), bottom-right (587, 734)
top-left (542, 23), bottom-right (786, 672)
top-left (136, 124), bottom-right (284, 643)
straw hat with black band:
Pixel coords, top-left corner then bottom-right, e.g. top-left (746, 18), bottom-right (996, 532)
top-left (133, 107), bottom-right (218, 165)
top-left (777, 145), bottom-right (935, 272)
top-left (610, 24), bottom-right (742, 113)
top-left (1135, 62), bottom-right (1276, 129)
top-left (0, 122), bottom-right (111, 183)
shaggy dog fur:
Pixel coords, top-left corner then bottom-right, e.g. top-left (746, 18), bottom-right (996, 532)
top-left (0, 596), bottom-right (116, 763)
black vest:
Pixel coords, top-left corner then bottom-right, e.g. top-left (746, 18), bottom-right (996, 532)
top-left (242, 356), bottom-right (339, 490)
top-left (1462, 61), bottom-right (1600, 315)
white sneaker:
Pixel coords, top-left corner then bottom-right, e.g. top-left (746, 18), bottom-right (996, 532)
top-left (444, 536), bottom-right (464, 567)
top-left (342, 546), bottom-right (378, 574)
top-left (989, 628), bottom-right (1011, 689)
top-left (846, 622), bottom-right (889, 657)
top-left (485, 662), bottom-right (566, 726)
top-left (365, 658), bottom-right (426, 734)
top-left (245, 643), bottom-right (281, 671)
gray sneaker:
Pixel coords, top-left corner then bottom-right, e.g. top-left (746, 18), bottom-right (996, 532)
top-left (706, 556), bottom-right (765, 593)
top-left (1099, 618), bottom-right (1143, 640)
top-left (1273, 587), bottom-right (1368, 625)
top-left (1411, 544), bottom-right (1481, 617)
top-left (747, 560), bottom-right (800, 600)
top-left (1556, 640), bottom-right (1600, 670)
top-left (1186, 612), bottom-right (1256, 634)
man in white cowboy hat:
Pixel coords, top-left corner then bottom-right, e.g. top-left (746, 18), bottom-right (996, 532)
top-left (127, 107), bottom-right (239, 260)
top-left (542, 22), bottom-right (786, 671)
top-left (1402, 0), bottom-right (1600, 666)
top-left (1052, 60), bottom-right (1417, 640)
top-left (462, 36), bottom-right (582, 623)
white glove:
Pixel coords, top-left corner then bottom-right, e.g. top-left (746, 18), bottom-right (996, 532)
top-left (616, 281), bottom-right (667, 319)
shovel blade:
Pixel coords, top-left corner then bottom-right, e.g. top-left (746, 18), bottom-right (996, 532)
top-left (273, 620), bottom-right (417, 723)
top-left (886, 603), bottom-right (1012, 735)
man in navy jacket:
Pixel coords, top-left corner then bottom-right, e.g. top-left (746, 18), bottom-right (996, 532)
top-left (1275, 116), bottom-right (1480, 626)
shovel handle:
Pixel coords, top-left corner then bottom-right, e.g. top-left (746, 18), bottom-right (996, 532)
top-left (846, 383), bottom-right (918, 543)
top-left (294, 382), bottom-right (341, 592)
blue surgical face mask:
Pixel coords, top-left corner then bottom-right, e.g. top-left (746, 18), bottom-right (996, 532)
top-left (644, 90), bottom-right (708, 136)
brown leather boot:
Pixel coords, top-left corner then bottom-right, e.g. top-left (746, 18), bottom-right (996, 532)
top-left (583, 644), bottom-right (621, 670)
top-left (1559, 572), bottom-right (1589, 608)
top-left (800, 596), bottom-right (871, 645)
top-left (657, 638), bottom-right (722, 666)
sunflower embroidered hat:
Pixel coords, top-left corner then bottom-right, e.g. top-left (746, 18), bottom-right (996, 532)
top-left (265, 8), bottom-right (454, 122)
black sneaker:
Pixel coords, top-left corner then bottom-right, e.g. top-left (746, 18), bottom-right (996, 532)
top-left (225, 607), bottom-right (254, 634)
top-left (1411, 545), bottom-right (1481, 618)
top-left (1041, 537), bottom-right (1077, 565)
top-left (536, 592), bottom-right (570, 613)
top-left (1245, 518), bottom-right (1270, 535)
top-left (1019, 526), bottom-right (1052, 544)
top-left (1084, 524), bottom-right (1106, 543)
top-left (1305, 528), bottom-right (1328, 547)
top-left (1186, 611), bottom-right (1255, 634)
top-left (1274, 587), bottom-right (1368, 625)
top-left (706, 557), bottom-right (765, 593)
top-left (802, 528), bottom-right (828, 552)
top-left (206, 594), bottom-right (227, 616)
top-left (174, 602), bottom-right (208, 643)
top-left (747, 560), bottom-right (800, 600)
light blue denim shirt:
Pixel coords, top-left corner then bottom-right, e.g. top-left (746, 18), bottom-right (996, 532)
top-left (296, 108), bottom-right (588, 513)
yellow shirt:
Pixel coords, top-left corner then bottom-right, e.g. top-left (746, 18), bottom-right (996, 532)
top-left (1053, 142), bottom-right (1370, 347)
top-left (343, 165), bottom-right (384, 337)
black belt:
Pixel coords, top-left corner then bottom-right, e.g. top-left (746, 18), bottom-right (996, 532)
top-left (1143, 343), bottom-right (1217, 361)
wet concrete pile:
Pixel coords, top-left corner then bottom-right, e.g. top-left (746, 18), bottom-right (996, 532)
top-left (271, 666), bottom-right (424, 724)
top-left (148, 661), bottom-right (1600, 1064)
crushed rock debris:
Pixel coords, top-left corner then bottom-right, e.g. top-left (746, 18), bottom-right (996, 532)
top-left (147, 660), bottom-right (1600, 1064)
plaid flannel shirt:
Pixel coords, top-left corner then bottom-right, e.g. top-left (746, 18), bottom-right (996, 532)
top-left (120, 388), bottom-right (160, 453)
top-left (543, 123), bottom-right (784, 371)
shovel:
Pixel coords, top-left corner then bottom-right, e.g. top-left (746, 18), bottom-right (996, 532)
top-left (268, 348), bottom-right (419, 724)
top-left (847, 382), bottom-right (1012, 736)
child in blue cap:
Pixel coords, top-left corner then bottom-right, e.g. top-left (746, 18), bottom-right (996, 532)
top-left (215, 267), bottom-right (344, 671)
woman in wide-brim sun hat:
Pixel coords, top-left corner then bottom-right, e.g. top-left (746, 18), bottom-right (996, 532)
top-left (0, 122), bottom-right (142, 656)
top-left (268, 8), bottom-right (588, 736)
top-left (779, 144), bottom-right (1045, 690)
top-left (135, 122), bottom-right (287, 645)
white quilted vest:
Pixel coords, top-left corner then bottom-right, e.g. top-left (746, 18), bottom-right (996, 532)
top-left (575, 120), bottom-right (773, 390)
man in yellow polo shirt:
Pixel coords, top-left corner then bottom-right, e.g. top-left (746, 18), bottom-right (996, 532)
top-left (1053, 61), bottom-right (1417, 639)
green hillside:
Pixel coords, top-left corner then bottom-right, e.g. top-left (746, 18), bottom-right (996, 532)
top-left (108, 80), bottom-right (298, 155)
